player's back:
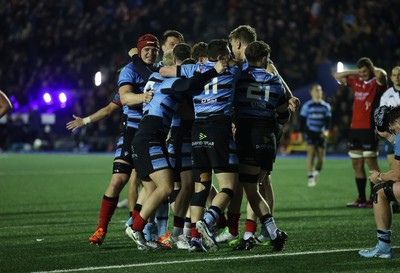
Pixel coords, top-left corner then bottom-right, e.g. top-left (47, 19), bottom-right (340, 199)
top-left (142, 72), bottom-right (181, 133)
top-left (234, 67), bottom-right (285, 120)
top-left (180, 61), bottom-right (241, 119)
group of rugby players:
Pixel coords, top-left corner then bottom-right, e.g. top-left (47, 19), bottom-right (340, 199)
top-left (68, 25), bottom-right (300, 252)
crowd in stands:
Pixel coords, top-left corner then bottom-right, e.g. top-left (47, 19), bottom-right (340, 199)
top-left (0, 0), bottom-right (399, 152)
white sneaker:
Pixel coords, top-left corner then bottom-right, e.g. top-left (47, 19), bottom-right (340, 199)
top-left (359, 244), bottom-right (393, 259)
top-left (145, 240), bottom-right (161, 249)
top-left (308, 177), bottom-right (316, 187)
top-left (188, 237), bottom-right (207, 252)
top-left (125, 226), bottom-right (149, 250)
top-left (313, 171), bottom-right (319, 182)
top-left (196, 220), bottom-right (218, 251)
top-left (216, 226), bottom-right (239, 244)
top-left (176, 235), bottom-right (190, 250)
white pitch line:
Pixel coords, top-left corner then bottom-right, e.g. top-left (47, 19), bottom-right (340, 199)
top-left (30, 247), bottom-right (376, 273)
top-left (0, 169), bottom-right (108, 176)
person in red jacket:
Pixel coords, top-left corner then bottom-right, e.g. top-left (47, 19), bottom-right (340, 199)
top-left (334, 57), bottom-right (387, 208)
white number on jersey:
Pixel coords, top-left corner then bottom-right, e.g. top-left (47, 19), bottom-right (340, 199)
top-left (144, 80), bottom-right (156, 93)
top-left (204, 78), bottom-right (218, 95)
top-left (246, 83), bottom-right (270, 101)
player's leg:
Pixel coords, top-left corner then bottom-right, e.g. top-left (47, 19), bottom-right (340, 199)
top-left (197, 171), bottom-right (238, 251)
top-left (386, 153), bottom-right (400, 212)
top-left (168, 169), bottom-right (193, 246)
top-left (141, 181), bottom-right (159, 243)
top-left (126, 179), bottom-right (156, 250)
top-left (189, 169), bottom-right (211, 252)
top-left (127, 120), bottom-right (173, 250)
top-left (127, 169), bottom-right (140, 212)
top-left (232, 165), bottom-right (259, 251)
top-left (216, 182), bottom-right (242, 245)
top-left (140, 169), bottom-right (174, 224)
top-left (234, 164), bottom-right (287, 251)
top-left (359, 182), bottom-right (399, 258)
top-left (208, 183), bottom-right (228, 231)
top-left (364, 152), bottom-right (380, 206)
top-left (255, 171), bottom-right (274, 245)
top-left (242, 201), bottom-right (258, 244)
top-left (128, 170), bottom-right (173, 250)
top-left (89, 160), bottom-right (131, 245)
top-left (347, 151), bottom-right (367, 207)
top-left (313, 142), bottom-right (326, 185)
top-left (88, 127), bottom-right (136, 245)
top-left (169, 131), bottom-right (194, 244)
top-left (259, 172), bottom-right (274, 213)
top-left (347, 129), bottom-right (368, 207)
top-left (307, 144), bottom-right (317, 187)
top-left (315, 146), bottom-right (325, 173)
top-left (124, 169), bottom-right (142, 227)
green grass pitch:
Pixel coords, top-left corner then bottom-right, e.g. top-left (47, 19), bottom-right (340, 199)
top-left (0, 153), bottom-right (399, 273)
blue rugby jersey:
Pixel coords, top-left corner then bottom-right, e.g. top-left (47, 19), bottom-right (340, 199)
top-left (171, 115), bottom-right (181, 127)
top-left (300, 99), bottom-right (332, 133)
top-left (118, 62), bottom-right (147, 129)
top-left (179, 61), bottom-right (241, 119)
top-left (142, 72), bottom-right (181, 133)
top-left (234, 67), bottom-right (286, 120)
top-left (395, 134), bottom-right (400, 160)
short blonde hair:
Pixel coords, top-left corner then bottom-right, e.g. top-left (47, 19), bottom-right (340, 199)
top-left (162, 50), bottom-right (174, 66)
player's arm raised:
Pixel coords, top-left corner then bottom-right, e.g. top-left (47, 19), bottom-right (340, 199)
top-left (119, 85), bottom-right (153, 106)
top-left (333, 70), bottom-right (358, 85)
top-left (66, 102), bottom-right (120, 131)
top-left (267, 62), bottom-right (300, 112)
top-left (374, 67), bottom-right (387, 86)
top-left (159, 65), bottom-right (178, 77)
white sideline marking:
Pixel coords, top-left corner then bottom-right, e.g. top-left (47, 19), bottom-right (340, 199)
top-left (30, 247), bottom-right (371, 273)
top-left (0, 169), bottom-right (108, 176)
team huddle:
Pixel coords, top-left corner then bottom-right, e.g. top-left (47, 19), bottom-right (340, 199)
top-left (66, 22), bottom-right (400, 259)
top-left (67, 25), bottom-right (299, 252)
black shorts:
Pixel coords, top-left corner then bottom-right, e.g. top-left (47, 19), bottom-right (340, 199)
top-left (348, 129), bottom-right (378, 151)
top-left (132, 116), bottom-right (171, 179)
top-left (235, 119), bottom-right (276, 171)
top-left (168, 120), bottom-right (193, 181)
top-left (304, 130), bottom-right (326, 148)
top-left (114, 127), bottom-right (136, 166)
top-left (192, 116), bottom-right (238, 173)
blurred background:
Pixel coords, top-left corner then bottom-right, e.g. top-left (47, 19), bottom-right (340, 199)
top-left (0, 0), bottom-right (399, 153)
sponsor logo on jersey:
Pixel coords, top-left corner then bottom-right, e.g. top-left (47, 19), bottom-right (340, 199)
top-left (199, 132), bottom-right (207, 140)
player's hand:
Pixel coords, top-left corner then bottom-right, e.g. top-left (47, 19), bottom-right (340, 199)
top-left (368, 170), bottom-right (381, 184)
top-left (142, 90), bottom-right (154, 104)
top-left (66, 115), bottom-right (84, 132)
top-left (231, 123), bottom-right (236, 141)
top-left (289, 96), bottom-right (301, 112)
top-left (228, 59), bottom-right (242, 68)
top-left (214, 59), bottom-right (229, 73)
top-left (376, 129), bottom-right (391, 139)
top-left (128, 48), bottom-right (138, 57)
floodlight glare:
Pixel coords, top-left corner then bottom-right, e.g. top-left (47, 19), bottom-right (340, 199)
top-left (59, 92), bottom-right (67, 103)
top-left (43, 93), bottom-right (52, 103)
top-left (95, 71), bottom-right (102, 86)
top-left (337, 62), bottom-right (344, 73)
